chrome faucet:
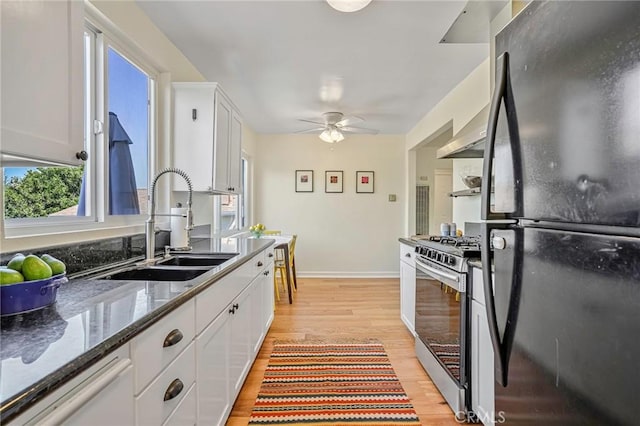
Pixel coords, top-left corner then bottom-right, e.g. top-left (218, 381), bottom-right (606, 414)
top-left (145, 168), bottom-right (193, 262)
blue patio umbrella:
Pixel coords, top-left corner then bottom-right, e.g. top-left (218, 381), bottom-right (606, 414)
top-left (78, 112), bottom-right (140, 215)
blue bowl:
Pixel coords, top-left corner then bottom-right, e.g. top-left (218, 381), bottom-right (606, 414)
top-left (0, 273), bottom-right (68, 316)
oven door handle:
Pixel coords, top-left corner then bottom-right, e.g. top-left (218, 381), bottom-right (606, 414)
top-left (415, 259), bottom-right (464, 292)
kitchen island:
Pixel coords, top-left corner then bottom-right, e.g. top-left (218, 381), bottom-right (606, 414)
top-left (0, 236), bottom-right (274, 424)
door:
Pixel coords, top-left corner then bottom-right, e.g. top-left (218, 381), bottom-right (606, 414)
top-left (486, 225), bottom-right (640, 424)
top-left (489, 1), bottom-right (640, 226)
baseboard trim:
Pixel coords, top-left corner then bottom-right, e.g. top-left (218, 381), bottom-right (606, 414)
top-left (298, 272), bottom-right (400, 279)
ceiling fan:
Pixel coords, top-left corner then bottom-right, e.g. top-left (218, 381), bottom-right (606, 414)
top-left (296, 112), bottom-right (379, 143)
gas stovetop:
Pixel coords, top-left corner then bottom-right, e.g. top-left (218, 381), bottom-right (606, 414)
top-left (413, 235), bottom-right (481, 271)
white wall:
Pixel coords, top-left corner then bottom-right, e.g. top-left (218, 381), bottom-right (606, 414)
top-left (254, 134), bottom-right (405, 277)
top-left (452, 158), bottom-right (483, 234)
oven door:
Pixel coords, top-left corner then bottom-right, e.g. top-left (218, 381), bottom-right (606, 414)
top-left (415, 257), bottom-right (466, 385)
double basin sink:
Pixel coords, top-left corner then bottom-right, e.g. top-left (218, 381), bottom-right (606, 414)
top-left (92, 253), bottom-right (239, 282)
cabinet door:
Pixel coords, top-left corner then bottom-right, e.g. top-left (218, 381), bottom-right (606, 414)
top-left (1, 0), bottom-right (84, 166)
top-left (229, 284), bottom-right (252, 399)
top-left (471, 299), bottom-right (495, 425)
top-left (196, 310), bottom-right (230, 426)
top-left (262, 264), bottom-right (275, 336)
top-left (399, 260), bottom-right (416, 334)
top-left (228, 110), bottom-right (243, 193)
top-left (250, 275), bottom-right (265, 355)
top-left (172, 85), bottom-right (215, 191)
top-left (213, 92), bottom-right (232, 192)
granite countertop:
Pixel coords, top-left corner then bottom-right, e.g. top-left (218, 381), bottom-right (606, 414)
top-left (0, 236), bottom-right (273, 423)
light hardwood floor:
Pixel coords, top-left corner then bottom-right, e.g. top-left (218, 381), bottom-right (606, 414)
top-left (227, 278), bottom-right (460, 426)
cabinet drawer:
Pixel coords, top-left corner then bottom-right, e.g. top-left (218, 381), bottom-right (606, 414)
top-left (136, 342), bottom-right (196, 426)
top-left (132, 300), bottom-right (195, 394)
top-left (400, 242), bottom-right (415, 264)
top-left (162, 382), bottom-right (196, 426)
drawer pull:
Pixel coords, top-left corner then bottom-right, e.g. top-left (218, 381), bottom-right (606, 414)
top-left (163, 378), bottom-right (184, 402)
top-left (229, 306), bottom-right (235, 314)
top-left (163, 329), bottom-right (184, 348)
top-left (257, 261), bottom-right (263, 267)
top-left (268, 253), bottom-right (274, 258)
top-left (233, 303), bottom-right (239, 310)
top-left (263, 270), bottom-right (270, 276)
top-left (405, 253), bottom-right (411, 257)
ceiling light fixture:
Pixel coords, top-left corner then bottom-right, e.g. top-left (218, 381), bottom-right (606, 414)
top-left (326, 0), bottom-right (372, 13)
top-left (319, 127), bottom-right (345, 143)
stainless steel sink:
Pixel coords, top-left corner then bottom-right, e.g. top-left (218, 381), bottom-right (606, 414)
top-left (97, 266), bottom-right (210, 282)
top-left (156, 253), bottom-right (238, 267)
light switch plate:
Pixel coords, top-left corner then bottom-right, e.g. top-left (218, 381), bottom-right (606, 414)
top-left (388, 194), bottom-right (397, 202)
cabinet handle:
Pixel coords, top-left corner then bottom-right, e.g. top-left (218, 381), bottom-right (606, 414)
top-left (233, 303), bottom-right (239, 310)
top-left (257, 261), bottom-right (263, 267)
top-left (229, 306), bottom-right (235, 314)
top-left (163, 329), bottom-right (184, 348)
top-left (163, 378), bottom-right (184, 402)
top-left (192, 108), bottom-right (197, 121)
top-left (405, 253), bottom-right (411, 257)
top-left (264, 270), bottom-right (270, 276)
top-left (75, 150), bottom-right (89, 161)
top-left (268, 253), bottom-right (274, 258)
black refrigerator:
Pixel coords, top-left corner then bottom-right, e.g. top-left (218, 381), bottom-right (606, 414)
top-left (480, 2), bottom-right (640, 425)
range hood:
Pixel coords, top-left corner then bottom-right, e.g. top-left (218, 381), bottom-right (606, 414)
top-left (436, 104), bottom-right (490, 159)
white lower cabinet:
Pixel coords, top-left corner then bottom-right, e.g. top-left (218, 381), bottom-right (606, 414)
top-left (8, 346), bottom-right (134, 426)
top-left (229, 284), bottom-right (253, 399)
top-left (6, 248), bottom-right (274, 426)
top-left (399, 242), bottom-right (416, 334)
top-left (196, 309), bottom-right (231, 425)
top-left (195, 250), bottom-right (274, 425)
top-left (471, 267), bottom-right (495, 425)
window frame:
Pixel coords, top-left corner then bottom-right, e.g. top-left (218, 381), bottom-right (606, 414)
top-left (2, 8), bottom-right (159, 238)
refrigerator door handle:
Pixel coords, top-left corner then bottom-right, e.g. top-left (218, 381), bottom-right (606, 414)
top-left (481, 222), bottom-right (523, 387)
top-left (481, 52), bottom-right (523, 220)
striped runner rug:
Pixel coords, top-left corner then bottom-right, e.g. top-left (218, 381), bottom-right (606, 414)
top-left (248, 342), bottom-right (421, 425)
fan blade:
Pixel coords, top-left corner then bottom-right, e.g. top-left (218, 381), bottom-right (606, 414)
top-left (298, 118), bottom-right (327, 126)
top-left (294, 126), bottom-right (327, 134)
top-left (340, 126), bottom-right (379, 135)
top-left (335, 115), bottom-right (364, 127)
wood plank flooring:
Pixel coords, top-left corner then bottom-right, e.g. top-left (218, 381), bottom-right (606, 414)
top-left (227, 278), bottom-right (460, 426)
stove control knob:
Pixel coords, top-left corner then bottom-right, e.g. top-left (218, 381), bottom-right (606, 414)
top-left (447, 256), bottom-right (455, 266)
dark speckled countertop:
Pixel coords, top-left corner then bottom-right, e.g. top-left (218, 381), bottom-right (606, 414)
top-left (0, 236), bottom-right (273, 423)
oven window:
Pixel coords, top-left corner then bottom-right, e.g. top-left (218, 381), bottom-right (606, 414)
top-left (415, 273), bottom-right (461, 381)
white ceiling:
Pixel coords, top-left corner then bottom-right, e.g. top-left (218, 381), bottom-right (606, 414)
top-left (137, 0), bottom-right (490, 135)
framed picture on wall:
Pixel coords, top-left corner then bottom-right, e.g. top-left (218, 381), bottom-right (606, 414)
top-left (356, 171), bottom-right (374, 193)
top-left (325, 170), bottom-right (343, 193)
top-left (295, 170), bottom-right (314, 192)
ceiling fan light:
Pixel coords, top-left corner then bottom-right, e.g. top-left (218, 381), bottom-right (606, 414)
top-left (330, 128), bottom-right (344, 141)
top-left (326, 0), bottom-right (372, 13)
top-left (319, 128), bottom-right (344, 143)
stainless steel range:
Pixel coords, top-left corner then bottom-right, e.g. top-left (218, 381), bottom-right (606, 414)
top-left (413, 235), bottom-right (480, 418)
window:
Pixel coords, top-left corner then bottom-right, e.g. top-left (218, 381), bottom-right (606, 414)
top-left (213, 157), bottom-right (249, 235)
top-left (2, 14), bottom-right (156, 232)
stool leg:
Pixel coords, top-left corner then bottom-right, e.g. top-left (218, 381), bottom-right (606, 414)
top-left (273, 269), bottom-right (280, 301)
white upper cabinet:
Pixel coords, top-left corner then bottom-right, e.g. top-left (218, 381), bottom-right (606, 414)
top-left (172, 83), bottom-right (242, 193)
top-left (1, 0), bottom-right (85, 166)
